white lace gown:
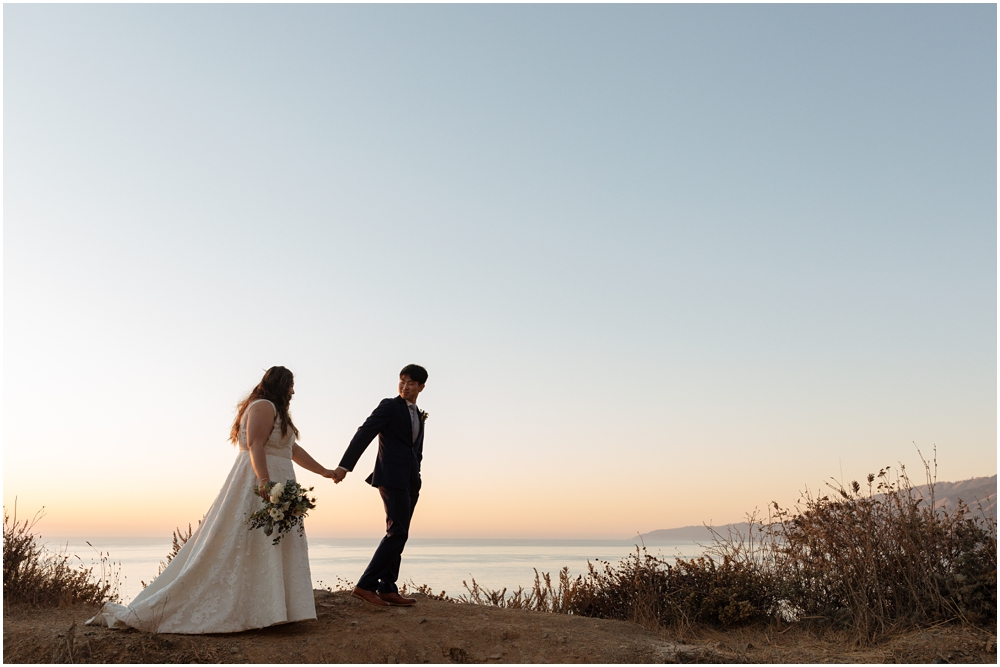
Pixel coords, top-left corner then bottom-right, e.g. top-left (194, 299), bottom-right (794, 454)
top-left (87, 400), bottom-right (317, 633)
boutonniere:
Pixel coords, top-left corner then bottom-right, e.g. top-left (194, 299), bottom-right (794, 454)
top-left (419, 410), bottom-right (429, 422)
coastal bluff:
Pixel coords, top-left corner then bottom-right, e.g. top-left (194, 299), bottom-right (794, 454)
top-left (4, 590), bottom-right (994, 663)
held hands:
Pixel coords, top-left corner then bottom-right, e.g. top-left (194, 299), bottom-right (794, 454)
top-left (326, 467), bottom-right (347, 484)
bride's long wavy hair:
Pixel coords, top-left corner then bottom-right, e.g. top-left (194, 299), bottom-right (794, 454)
top-left (229, 366), bottom-right (300, 445)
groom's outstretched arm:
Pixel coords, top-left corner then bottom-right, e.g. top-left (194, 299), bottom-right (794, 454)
top-left (338, 398), bottom-right (395, 474)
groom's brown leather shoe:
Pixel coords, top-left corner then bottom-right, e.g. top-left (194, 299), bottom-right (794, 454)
top-left (377, 592), bottom-right (417, 606)
top-left (352, 587), bottom-right (390, 607)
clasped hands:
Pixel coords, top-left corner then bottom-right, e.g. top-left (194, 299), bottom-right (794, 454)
top-left (323, 467), bottom-right (347, 484)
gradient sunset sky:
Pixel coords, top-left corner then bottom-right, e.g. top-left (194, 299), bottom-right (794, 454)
top-left (4, 4), bottom-right (996, 539)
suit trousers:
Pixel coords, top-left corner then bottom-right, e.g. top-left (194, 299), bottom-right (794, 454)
top-left (357, 486), bottom-right (419, 594)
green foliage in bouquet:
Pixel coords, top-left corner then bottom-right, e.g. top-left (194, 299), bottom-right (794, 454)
top-left (246, 480), bottom-right (316, 545)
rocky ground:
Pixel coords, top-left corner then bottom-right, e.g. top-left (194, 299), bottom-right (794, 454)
top-left (4, 590), bottom-right (996, 663)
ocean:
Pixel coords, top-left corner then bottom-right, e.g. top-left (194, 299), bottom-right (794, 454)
top-left (46, 536), bottom-right (706, 604)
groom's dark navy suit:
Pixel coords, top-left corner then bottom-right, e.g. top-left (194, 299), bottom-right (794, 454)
top-left (339, 395), bottom-right (424, 594)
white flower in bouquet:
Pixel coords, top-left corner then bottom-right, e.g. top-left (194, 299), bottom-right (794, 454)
top-left (247, 478), bottom-right (317, 545)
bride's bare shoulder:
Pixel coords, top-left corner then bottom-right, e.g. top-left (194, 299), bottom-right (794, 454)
top-left (247, 399), bottom-right (277, 420)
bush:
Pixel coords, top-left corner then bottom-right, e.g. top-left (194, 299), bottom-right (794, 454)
top-left (3, 503), bottom-right (119, 606)
top-left (456, 547), bottom-right (777, 629)
top-left (773, 463), bottom-right (997, 639)
top-left (567, 549), bottom-right (776, 629)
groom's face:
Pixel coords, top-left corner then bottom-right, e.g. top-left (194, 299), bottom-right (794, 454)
top-left (398, 375), bottom-right (425, 403)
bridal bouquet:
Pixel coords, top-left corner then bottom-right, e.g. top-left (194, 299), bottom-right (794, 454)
top-left (247, 480), bottom-right (317, 545)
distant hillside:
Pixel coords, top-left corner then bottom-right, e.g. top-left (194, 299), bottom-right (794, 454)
top-left (635, 524), bottom-right (743, 545)
top-left (916, 474), bottom-right (996, 517)
top-left (636, 474), bottom-right (996, 545)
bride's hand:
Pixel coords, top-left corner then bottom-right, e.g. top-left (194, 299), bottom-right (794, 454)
top-left (257, 479), bottom-right (271, 500)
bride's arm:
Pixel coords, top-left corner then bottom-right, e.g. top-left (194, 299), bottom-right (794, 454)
top-left (246, 402), bottom-right (275, 498)
top-left (292, 444), bottom-right (334, 478)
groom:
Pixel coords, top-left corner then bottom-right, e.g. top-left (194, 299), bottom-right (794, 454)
top-left (331, 364), bottom-right (427, 607)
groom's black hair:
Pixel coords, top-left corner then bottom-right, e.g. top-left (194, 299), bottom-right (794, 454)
top-left (400, 364), bottom-right (428, 385)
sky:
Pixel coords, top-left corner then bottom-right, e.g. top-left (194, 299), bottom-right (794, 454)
top-left (4, 4), bottom-right (996, 539)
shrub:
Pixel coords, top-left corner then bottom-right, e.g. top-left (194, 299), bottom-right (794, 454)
top-left (456, 548), bottom-right (777, 629)
top-left (3, 503), bottom-right (119, 606)
top-left (773, 462), bottom-right (997, 639)
top-left (568, 549), bottom-right (776, 629)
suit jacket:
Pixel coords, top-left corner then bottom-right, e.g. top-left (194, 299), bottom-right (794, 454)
top-left (339, 396), bottom-right (424, 492)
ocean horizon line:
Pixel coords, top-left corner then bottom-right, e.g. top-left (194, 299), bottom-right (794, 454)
top-left (42, 534), bottom-right (703, 545)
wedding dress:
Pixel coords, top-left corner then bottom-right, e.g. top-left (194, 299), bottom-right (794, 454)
top-left (86, 399), bottom-right (317, 633)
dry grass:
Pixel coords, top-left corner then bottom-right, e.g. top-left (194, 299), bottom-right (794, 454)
top-left (3, 502), bottom-right (120, 607)
top-left (457, 567), bottom-right (585, 612)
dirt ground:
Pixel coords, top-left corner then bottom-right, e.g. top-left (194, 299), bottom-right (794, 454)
top-left (4, 590), bottom-right (996, 664)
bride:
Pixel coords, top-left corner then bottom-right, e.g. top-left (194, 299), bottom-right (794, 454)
top-left (87, 366), bottom-right (336, 633)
